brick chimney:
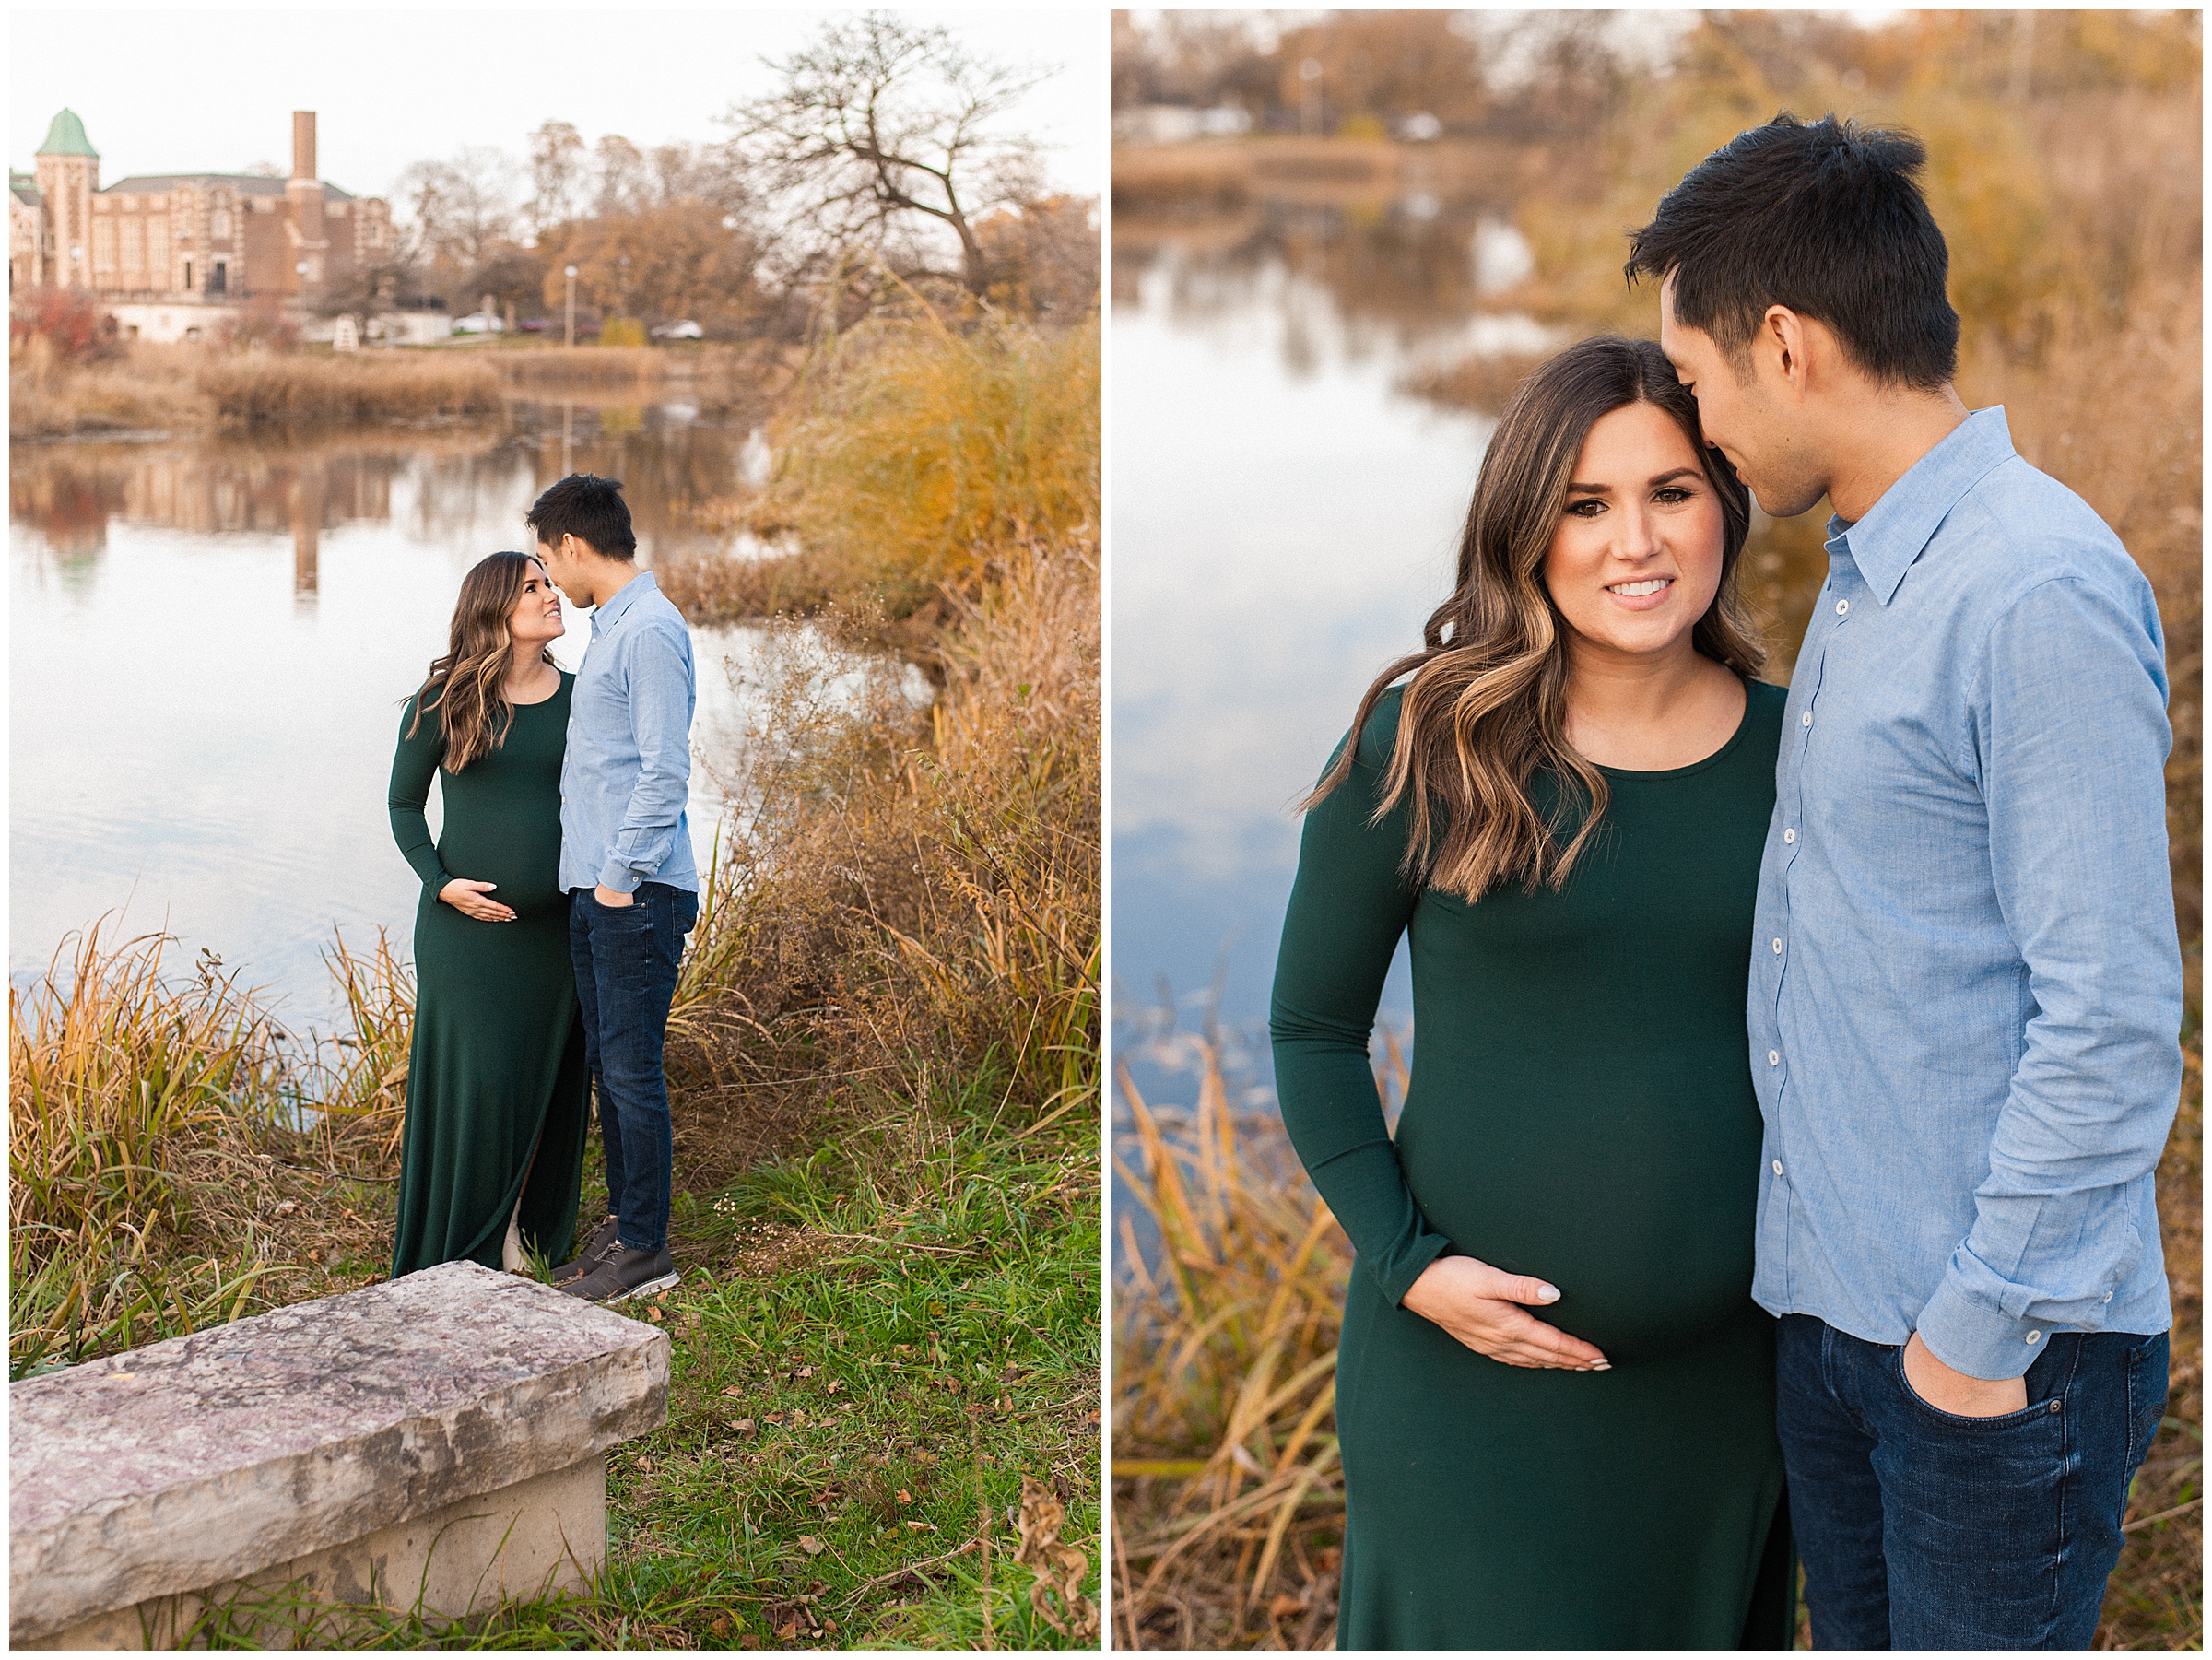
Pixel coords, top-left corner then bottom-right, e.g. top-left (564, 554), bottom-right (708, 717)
top-left (291, 112), bottom-right (316, 182)
top-left (286, 111), bottom-right (326, 296)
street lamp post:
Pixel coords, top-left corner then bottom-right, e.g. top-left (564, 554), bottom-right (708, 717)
top-left (564, 265), bottom-right (578, 348)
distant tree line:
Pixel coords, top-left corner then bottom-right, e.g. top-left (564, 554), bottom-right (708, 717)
top-left (332, 11), bottom-right (1098, 338)
top-left (1111, 9), bottom-right (2202, 146)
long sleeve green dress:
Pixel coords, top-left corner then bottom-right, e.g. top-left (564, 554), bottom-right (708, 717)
top-left (387, 676), bottom-right (591, 1278)
top-left (1270, 677), bottom-right (1793, 1650)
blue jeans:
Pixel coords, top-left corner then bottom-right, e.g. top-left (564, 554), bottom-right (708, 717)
top-left (1776, 1313), bottom-right (2167, 1649)
top-left (568, 882), bottom-right (698, 1254)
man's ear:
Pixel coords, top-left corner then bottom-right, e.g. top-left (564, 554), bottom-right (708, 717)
top-left (1762, 304), bottom-right (1810, 395)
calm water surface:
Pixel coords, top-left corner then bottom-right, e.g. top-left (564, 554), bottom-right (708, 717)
top-left (1112, 222), bottom-right (1527, 1086)
top-left (10, 403), bottom-right (853, 1029)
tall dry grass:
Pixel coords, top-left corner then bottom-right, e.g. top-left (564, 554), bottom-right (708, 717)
top-left (668, 302), bottom-right (1101, 630)
top-left (8, 336), bottom-right (208, 436)
top-left (199, 352), bottom-right (502, 423)
top-left (8, 924), bottom-right (415, 1379)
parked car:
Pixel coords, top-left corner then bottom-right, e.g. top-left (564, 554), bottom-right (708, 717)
top-left (517, 318), bottom-right (550, 334)
top-left (650, 319), bottom-right (704, 341)
top-left (451, 311), bottom-right (505, 335)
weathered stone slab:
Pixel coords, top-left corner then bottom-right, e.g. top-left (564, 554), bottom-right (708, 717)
top-left (21, 1458), bottom-right (604, 1649)
top-left (10, 1261), bottom-right (668, 1645)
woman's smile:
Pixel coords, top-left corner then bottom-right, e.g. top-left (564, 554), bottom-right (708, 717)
top-left (1605, 575), bottom-right (1677, 607)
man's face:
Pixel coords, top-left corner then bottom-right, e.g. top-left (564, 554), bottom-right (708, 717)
top-left (535, 535), bottom-right (587, 606)
top-left (1658, 277), bottom-right (1828, 520)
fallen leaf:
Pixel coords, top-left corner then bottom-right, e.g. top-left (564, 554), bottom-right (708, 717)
top-left (796, 1365), bottom-right (815, 1379)
top-left (797, 1535), bottom-right (826, 1557)
top-left (905, 1520), bottom-right (938, 1532)
top-left (734, 1418), bottom-right (756, 1433)
top-left (896, 1489), bottom-right (912, 1505)
top-left (645, 1307), bottom-right (664, 1324)
top-left (765, 1411), bottom-right (786, 1425)
top-left (1268, 1593), bottom-right (1305, 1620)
top-left (721, 1384), bottom-right (745, 1397)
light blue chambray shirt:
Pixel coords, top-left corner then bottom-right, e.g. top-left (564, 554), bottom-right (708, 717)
top-left (1750, 406), bottom-right (2180, 1383)
top-left (559, 570), bottom-right (700, 896)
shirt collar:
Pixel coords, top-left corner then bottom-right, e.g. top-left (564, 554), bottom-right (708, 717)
top-left (1822, 406), bottom-right (2017, 606)
top-left (589, 568), bottom-right (658, 633)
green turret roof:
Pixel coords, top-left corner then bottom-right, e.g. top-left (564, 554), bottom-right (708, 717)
top-left (37, 109), bottom-right (97, 159)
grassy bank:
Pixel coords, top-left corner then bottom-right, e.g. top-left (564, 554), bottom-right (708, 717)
top-left (9, 312), bottom-right (1101, 1647)
top-left (8, 336), bottom-right (794, 435)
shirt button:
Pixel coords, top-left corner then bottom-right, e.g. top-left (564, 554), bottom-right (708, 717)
top-left (2103, 1291), bottom-right (2113, 1303)
top-left (1771, 1160), bottom-right (1783, 1175)
top-left (1835, 599), bottom-right (1850, 616)
top-left (1783, 828), bottom-right (1796, 844)
top-left (2026, 1330), bottom-right (2041, 1344)
top-left (1801, 710), bottom-right (1814, 727)
top-left (1772, 938), bottom-right (1783, 954)
top-left (1767, 1050), bottom-right (1780, 1065)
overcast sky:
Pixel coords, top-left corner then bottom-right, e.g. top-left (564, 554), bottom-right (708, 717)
top-left (10, 7), bottom-right (1105, 205)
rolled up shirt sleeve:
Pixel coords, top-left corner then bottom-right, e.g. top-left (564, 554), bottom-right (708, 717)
top-left (1915, 573), bottom-right (2183, 1380)
top-left (596, 621), bottom-right (695, 894)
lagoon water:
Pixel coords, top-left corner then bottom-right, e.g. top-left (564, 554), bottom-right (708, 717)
top-left (1112, 231), bottom-right (1515, 1085)
top-left (9, 404), bottom-right (818, 1030)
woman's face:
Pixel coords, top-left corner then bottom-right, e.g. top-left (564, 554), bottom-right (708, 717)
top-left (506, 560), bottom-right (567, 651)
top-left (1541, 399), bottom-right (1727, 665)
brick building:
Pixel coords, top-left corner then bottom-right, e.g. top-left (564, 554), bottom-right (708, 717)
top-left (9, 108), bottom-right (391, 313)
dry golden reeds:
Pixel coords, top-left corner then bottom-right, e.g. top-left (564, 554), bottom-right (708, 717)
top-left (199, 352), bottom-right (502, 423)
top-left (1111, 1034), bottom-right (1407, 1649)
top-left (700, 304), bottom-right (1100, 619)
top-left (7, 922), bottom-right (416, 1378)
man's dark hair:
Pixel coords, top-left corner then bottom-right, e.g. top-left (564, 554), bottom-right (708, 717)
top-left (1626, 112), bottom-right (1959, 390)
top-left (524, 473), bottom-right (637, 559)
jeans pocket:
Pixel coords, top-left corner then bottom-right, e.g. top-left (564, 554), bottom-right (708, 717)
top-left (1891, 1343), bottom-right (2059, 1432)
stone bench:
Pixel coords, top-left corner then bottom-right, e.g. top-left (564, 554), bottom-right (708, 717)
top-left (10, 1261), bottom-right (668, 1649)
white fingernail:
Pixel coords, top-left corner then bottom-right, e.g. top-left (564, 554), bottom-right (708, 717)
top-left (1536, 1284), bottom-right (1560, 1302)
top-left (1591, 1360), bottom-right (1611, 1371)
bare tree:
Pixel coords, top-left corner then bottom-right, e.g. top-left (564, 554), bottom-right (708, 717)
top-left (394, 146), bottom-right (519, 273)
top-left (526, 119), bottom-right (588, 235)
top-left (727, 10), bottom-right (1050, 294)
top-left (593, 135), bottom-right (650, 218)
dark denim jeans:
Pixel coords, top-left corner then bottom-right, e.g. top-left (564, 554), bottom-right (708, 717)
top-left (568, 881), bottom-right (698, 1255)
top-left (1776, 1313), bottom-right (2168, 1649)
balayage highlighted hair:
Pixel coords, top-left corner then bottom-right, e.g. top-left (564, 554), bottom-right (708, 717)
top-left (1306, 335), bottom-right (1765, 900)
top-left (406, 551), bottom-right (557, 772)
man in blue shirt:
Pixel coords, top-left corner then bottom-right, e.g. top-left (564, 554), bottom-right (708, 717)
top-left (527, 474), bottom-right (700, 1305)
top-left (1630, 115), bottom-right (2180, 1647)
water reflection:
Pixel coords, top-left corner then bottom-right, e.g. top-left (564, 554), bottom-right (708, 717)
top-left (9, 404), bottom-right (864, 1029)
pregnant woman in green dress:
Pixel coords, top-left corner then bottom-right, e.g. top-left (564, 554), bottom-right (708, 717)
top-left (388, 551), bottom-right (591, 1277)
top-left (1272, 336), bottom-right (1792, 1647)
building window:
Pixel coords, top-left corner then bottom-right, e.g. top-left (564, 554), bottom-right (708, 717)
top-left (183, 260), bottom-right (194, 291)
top-left (91, 218), bottom-right (114, 273)
top-left (211, 260), bottom-right (227, 293)
top-left (211, 208), bottom-right (231, 239)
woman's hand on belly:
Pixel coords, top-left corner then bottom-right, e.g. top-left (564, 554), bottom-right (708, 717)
top-left (1401, 1255), bottom-right (1611, 1371)
top-left (439, 878), bottom-right (516, 923)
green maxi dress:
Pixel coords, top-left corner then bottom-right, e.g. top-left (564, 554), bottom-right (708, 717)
top-left (387, 675), bottom-right (591, 1278)
top-left (1270, 678), bottom-right (1793, 1650)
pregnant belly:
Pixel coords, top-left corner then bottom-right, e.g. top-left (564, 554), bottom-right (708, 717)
top-left (434, 831), bottom-right (565, 921)
top-left (1396, 1044), bottom-right (1763, 1363)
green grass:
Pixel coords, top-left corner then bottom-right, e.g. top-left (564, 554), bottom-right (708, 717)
top-left (165, 1076), bottom-right (1100, 1651)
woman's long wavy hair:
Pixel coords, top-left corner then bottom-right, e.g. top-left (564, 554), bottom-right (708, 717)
top-left (406, 551), bottom-right (556, 772)
top-left (1307, 335), bottom-right (1767, 900)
